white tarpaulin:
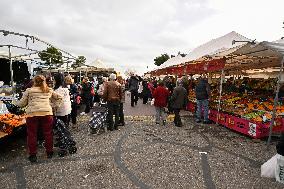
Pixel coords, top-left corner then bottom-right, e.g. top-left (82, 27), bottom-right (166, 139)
top-left (152, 31), bottom-right (251, 71)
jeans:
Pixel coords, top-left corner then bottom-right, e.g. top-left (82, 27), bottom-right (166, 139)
top-left (107, 101), bottom-right (120, 130)
top-left (173, 108), bottom-right (182, 126)
top-left (196, 99), bottom-right (209, 122)
top-left (155, 107), bottom-right (166, 123)
top-left (26, 116), bottom-right (54, 155)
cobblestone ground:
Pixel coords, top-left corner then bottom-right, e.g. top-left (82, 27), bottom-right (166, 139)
top-left (0, 98), bottom-right (283, 189)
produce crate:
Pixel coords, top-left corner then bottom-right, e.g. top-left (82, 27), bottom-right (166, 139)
top-left (216, 112), bottom-right (227, 126)
top-left (273, 117), bottom-right (284, 132)
top-left (209, 109), bottom-right (218, 123)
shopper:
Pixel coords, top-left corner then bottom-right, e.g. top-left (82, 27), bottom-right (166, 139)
top-left (128, 74), bottom-right (139, 107)
top-left (152, 81), bottom-right (170, 126)
top-left (117, 76), bottom-right (125, 126)
top-left (81, 77), bottom-right (92, 114)
top-left (103, 74), bottom-right (122, 131)
top-left (97, 77), bottom-right (108, 97)
top-left (142, 79), bottom-right (151, 104)
top-left (65, 75), bottom-right (79, 128)
top-left (195, 77), bottom-right (211, 124)
top-left (15, 75), bottom-right (63, 162)
top-left (53, 73), bottom-right (72, 126)
top-left (170, 79), bottom-right (187, 127)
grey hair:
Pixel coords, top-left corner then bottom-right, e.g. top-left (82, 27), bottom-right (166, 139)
top-left (109, 73), bottom-right (116, 81)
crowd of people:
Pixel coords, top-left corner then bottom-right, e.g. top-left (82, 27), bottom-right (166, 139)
top-left (14, 72), bottom-right (212, 163)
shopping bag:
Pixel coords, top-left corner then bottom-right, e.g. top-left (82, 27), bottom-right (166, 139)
top-left (261, 154), bottom-right (280, 178)
top-left (150, 99), bottom-right (155, 106)
top-left (276, 154), bottom-right (284, 183)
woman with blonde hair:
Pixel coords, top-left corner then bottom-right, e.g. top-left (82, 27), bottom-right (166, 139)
top-left (65, 75), bottom-right (79, 128)
top-left (16, 75), bottom-right (63, 163)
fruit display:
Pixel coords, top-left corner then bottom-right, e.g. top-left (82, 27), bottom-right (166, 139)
top-left (0, 113), bottom-right (26, 135)
top-left (187, 79), bottom-right (284, 138)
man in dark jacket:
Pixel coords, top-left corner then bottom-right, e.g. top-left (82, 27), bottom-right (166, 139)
top-left (103, 74), bottom-right (122, 131)
top-left (170, 79), bottom-right (187, 127)
top-left (195, 77), bottom-right (211, 124)
top-left (128, 74), bottom-right (139, 107)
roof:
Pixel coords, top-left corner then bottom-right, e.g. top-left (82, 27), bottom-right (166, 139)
top-left (156, 31), bottom-right (251, 70)
top-left (88, 58), bottom-right (108, 69)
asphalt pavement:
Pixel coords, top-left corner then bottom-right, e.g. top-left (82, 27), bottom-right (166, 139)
top-left (0, 96), bottom-right (283, 189)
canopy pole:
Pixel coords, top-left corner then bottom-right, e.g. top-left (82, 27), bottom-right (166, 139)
top-left (8, 46), bottom-right (14, 89)
top-left (216, 69), bottom-right (224, 125)
top-left (267, 55), bottom-right (284, 147)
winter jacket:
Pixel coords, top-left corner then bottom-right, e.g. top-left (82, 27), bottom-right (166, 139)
top-left (128, 76), bottom-right (139, 92)
top-left (81, 82), bottom-right (92, 100)
top-left (170, 86), bottom-right (187, 109)
top-left (103, 81), bottom-right (122, 102)
top-left (53, 87), bottom-right (72, 116)
top-left (153, 86), bottom-right (170, 107)
top-left (120, 83), bottom-right (126, 103)
top-left (195, 79), bottom-right (211, 100)
top-left (15, 87), bottom-right (63, 117)
top-left (67, 84), bottom-right (79, 105)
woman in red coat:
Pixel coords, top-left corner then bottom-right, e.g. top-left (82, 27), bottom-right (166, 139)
top-left (152, 81), bottom-right (169, 126)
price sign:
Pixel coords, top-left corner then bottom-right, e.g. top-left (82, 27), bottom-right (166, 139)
top-left (248, 122), bottom-right (257, 137)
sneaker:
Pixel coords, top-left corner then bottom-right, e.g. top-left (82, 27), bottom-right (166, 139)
top-left (28, 155), bottom-right (37, 163)
top-left (162, 120), bottom-right (166, 126)
top-left (47, 152), bottom-right (53, 159)
top-left (80, 112), bottom-right (86, 116)
top-left (155, 122), bottom-right (160, 125)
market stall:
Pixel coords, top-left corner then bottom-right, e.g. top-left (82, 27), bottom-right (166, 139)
top-left (186, 40), bottom-right (284, 139)
top-left (148, 32), bottom-right (284, 139)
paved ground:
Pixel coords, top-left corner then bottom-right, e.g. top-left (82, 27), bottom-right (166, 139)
top-left (0, 97), bottom-right (283, 189)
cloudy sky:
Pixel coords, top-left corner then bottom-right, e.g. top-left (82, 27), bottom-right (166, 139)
top-left (0, 0), bottom-right (283, 74)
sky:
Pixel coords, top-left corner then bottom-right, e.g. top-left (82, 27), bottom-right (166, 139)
top-left (0, 0), bottom-right (283, 75)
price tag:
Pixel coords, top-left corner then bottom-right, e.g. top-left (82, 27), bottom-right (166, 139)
top-left (248, 122), bottom-right (257, 137)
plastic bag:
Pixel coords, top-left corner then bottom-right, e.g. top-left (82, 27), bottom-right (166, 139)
top-left (150, 99), bottom-right (155, 106)
top-left (276, 154), bottom-right (284, 183)
top-left (261, 154), bottom-right (280, 178)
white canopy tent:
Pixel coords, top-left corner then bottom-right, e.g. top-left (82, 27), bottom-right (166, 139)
top-left (88, 58), bottom-right (108, 69)
top-left (151, 31), bottom-right (252, 73)
top-left (224, 39), bottom-right (284, 144)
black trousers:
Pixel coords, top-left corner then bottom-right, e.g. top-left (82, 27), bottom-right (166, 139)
top-left (83, 97), bottom-right (90, 113)
top-left (70, 104), bottom-right (77, 124)
top-left (107, 101), bottom-right (120, 130)
top-left (173, 108), bottom-right (182, 126)
top-left (131, 90), bottom-right (138, 106)
top-left (119, 103), bottom-right (125, 124)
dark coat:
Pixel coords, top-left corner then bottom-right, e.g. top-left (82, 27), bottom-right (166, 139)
top-left (170, 86), bottom-right (187, 109)
top-left (195, 79), bottom-right (210, 100)
top-left (153, 86), bottom-right (169, 107)
top-left (81, 82), bottom-right (92, 100)
top-left (128, 76), bottom-right (139, 92)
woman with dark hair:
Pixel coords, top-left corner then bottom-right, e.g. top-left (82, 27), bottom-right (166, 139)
top-left (81, 77), bottom-right (92, 114)
top-left (53, 73), bottom-right (72, 126)
top-left (152, 81), bottom-right (170, 126)
top-left (15, 75), bottom-right (63, 162)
